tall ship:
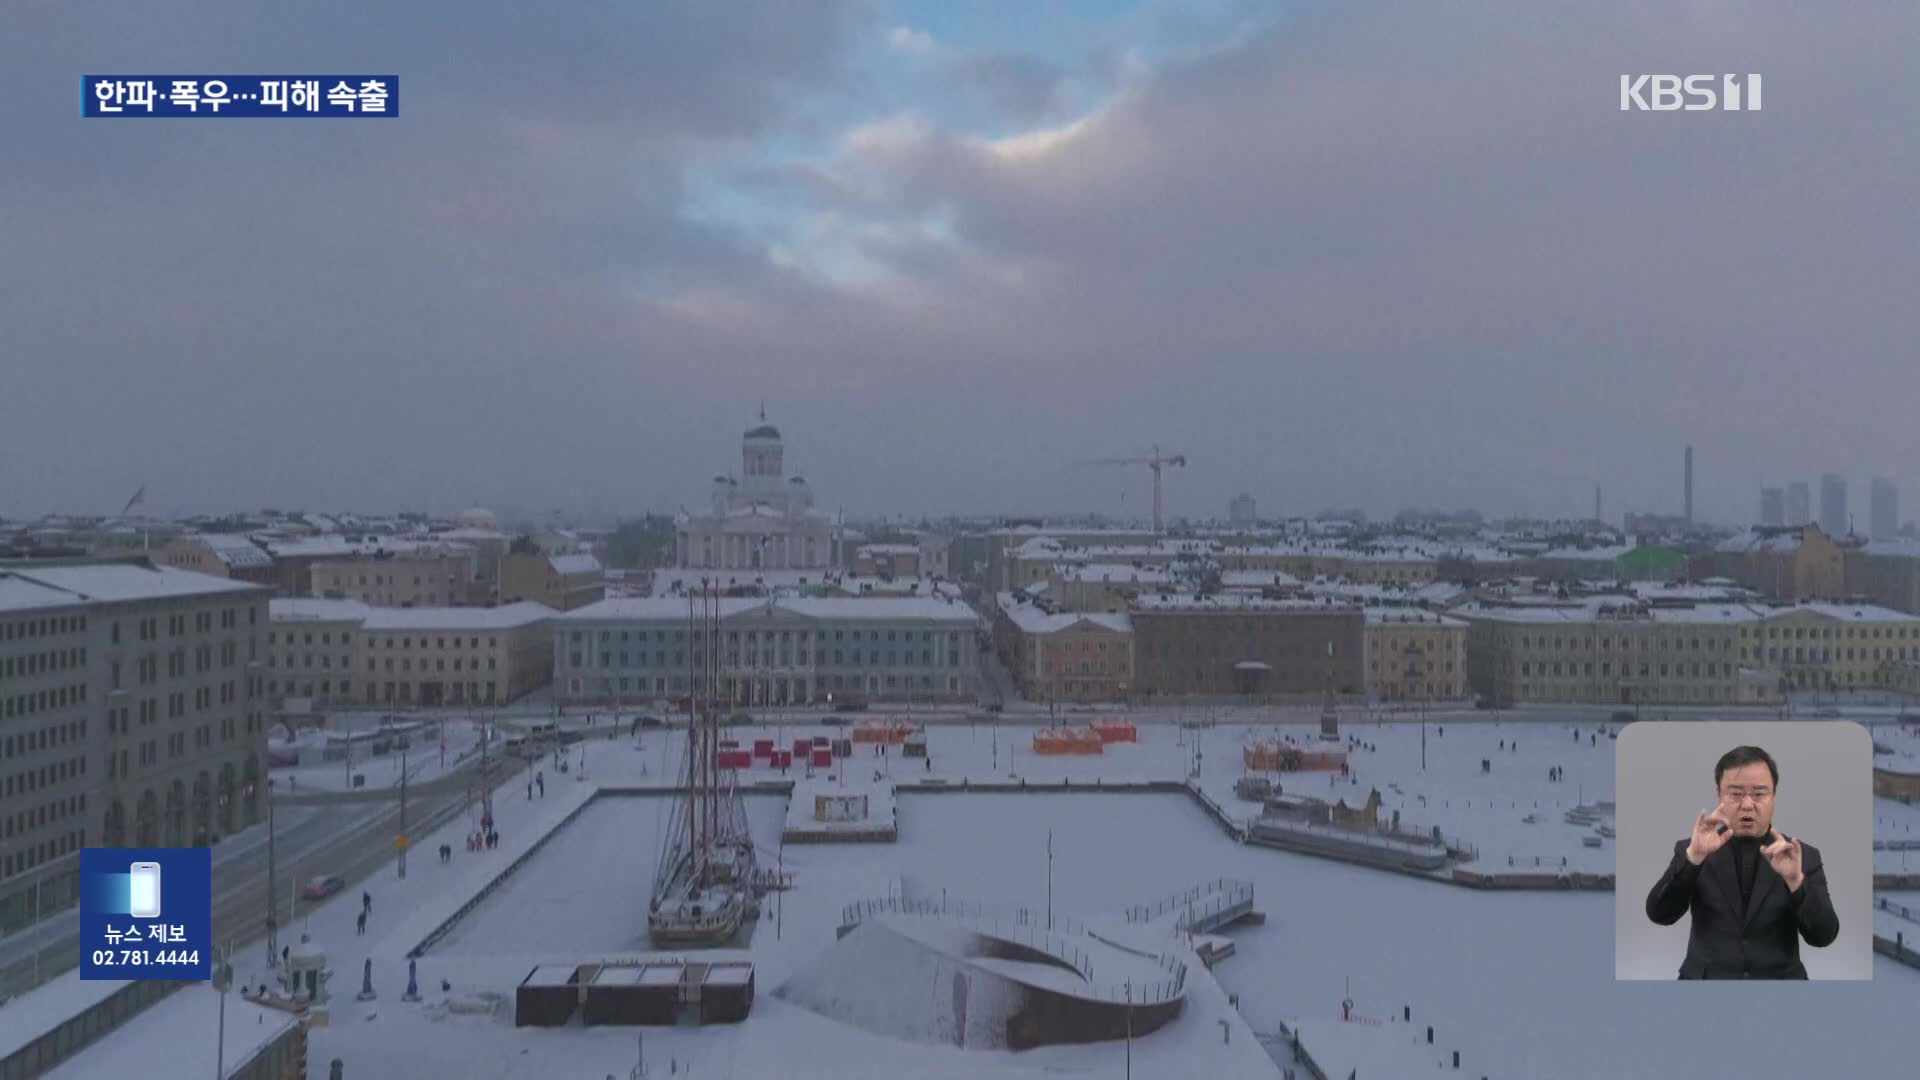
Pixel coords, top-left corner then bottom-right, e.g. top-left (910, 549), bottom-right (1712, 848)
top-left (648, 586), bottom-right (761, 947)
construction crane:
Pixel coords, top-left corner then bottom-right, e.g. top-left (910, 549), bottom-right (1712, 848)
top-left (1081, 444), bottom-right (1187, 533)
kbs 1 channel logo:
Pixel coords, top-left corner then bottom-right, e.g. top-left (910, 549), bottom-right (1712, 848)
top-left (1620, 73), bottom-right (1762, 112)
top-left (79, 848), bottom-right (213, 980)
top-left (82, 76), bottom-right (398, 118)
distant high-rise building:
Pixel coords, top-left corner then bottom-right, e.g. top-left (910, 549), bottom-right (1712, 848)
top-left (1684, 446), bottom-right (1694, 524)
top-left (1228, 493), bottom-right (1257, 527)
top-left (1871, 477), bottom-right (1899, 541)
top-left (1786, 482), bottom-right (1811, 527)
top-left (1759, 487), bottom-right (1784, 527)
top-left (1820, 473), bottom-right (1848, 536)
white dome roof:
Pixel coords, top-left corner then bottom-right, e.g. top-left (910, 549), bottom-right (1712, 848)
top-left (455, 507), bottom-right (498, 530)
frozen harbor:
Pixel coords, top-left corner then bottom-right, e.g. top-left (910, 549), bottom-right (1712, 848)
top-left (41, 713), bottom-right (1920, 1079)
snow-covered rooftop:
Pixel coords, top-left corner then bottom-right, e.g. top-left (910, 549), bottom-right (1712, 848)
top-left (0, 563), bottom-right (261, 609)
top-left (1363, 607), bottom-right (1467, 627)
top-left (361, 600), bottom-right (556, 631)
top-left (269, 597), bottom-right (375, 623)
top-left (995, 593), bottom-right (1131, 635)
top-left (1054, 563), bottom-right (1175, 584)
top-left (565, 595), bottom-right (978, 624)
top-left (548, 553), bottom-right (601, 576)
top-left (0, 573), bottom-right (85, 611)
top-left (1130, 593), bottom-right (1359, 613)
top-left (188, 532), bottom-right (273, 568)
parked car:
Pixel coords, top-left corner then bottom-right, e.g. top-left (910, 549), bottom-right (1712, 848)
top-left (984, 702), bottom-right (1004, 714)
top-left (728, 711), bottom-right (753, 726)
top-left (301, 874), bottom-right (346, 901)
top-left (1610, 710), bottom-right (1635, 724)
top-left (829, 693), bottom-right (869, 713)
top-left (636, 714), bottom-right (664, 729)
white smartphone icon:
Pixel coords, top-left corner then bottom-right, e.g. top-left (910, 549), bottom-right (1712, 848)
top-left (128, 862), bottom-right (162, 919)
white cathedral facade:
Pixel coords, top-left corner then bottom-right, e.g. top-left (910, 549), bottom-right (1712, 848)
top-left (674, 416), bottom-right (841, 571)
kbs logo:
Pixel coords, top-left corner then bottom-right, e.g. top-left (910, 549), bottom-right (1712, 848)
top-left (1619, 74), bottom-right (1762, 111)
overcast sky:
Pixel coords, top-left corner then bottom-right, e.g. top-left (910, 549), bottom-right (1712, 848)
top-left (3, 1), bottom-right (1917, 527)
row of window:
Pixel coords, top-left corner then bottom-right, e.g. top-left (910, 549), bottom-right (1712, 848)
top-left (1, 827), bottom-right (84, 878)
top-left (270, 653), bottom-right (351, 670)
top-left (2, 683), bottom-right (87, 721)
top-left (4, 788), bottom-right (86, 837)
top-left (269, 630), bottom-right (353, 646)
top-left (567, 648), bottom-right (963, 670)
top-left (1521, 661), bottom-right (1737, 679)
top-left (2, 718), bottom-right (85, 759)
top-left (568, 627), bottom-right (959, 646)
top-left (1, 613), bottom-right (88, 640)
top-left (0, 646), bottom-right (87, 680)
top-left (572, 673), bottom-right (960, 696)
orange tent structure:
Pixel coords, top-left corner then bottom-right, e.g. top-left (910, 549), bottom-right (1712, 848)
top-left (851, 720), bottom-right (913, 745)
top-left (1090, 720), bottom-right (1137, 744)
top-left (1243, 741), bottom-right (1347, 772)
top-left (1032, 728), bottom-right (1105, 755)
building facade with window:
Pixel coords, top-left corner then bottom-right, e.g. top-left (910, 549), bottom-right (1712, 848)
top-left (992, 593), bottom-right (1133, 703)
top-left (554, 595), bottom-right (981, 705)
top-left (355, 602), bottom-right (555, 706)
top-left (308, 542), bottom-right (478, 607)
top-left (0, 560), bottom-right (268, 936)
top-left (265, 598), bottom-right (372, 706)
top-left (1363, 608), bottom-right (1468, 703)
top-left (1457, 597), bottom-right (1920, 706)
top-left (1127, 595), bottom-right (1366, 699)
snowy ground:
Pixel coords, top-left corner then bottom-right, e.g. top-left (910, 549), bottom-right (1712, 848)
top-left (42, 713), bottom-right (1920, 1079)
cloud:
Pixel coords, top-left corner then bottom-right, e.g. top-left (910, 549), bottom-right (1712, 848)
top-left (660, 1), bottom-right (1920, 521)
top-left (888, 25), bottom-right (936, 55)
top-left (6, 1), bottom-right (1918, 527)
top-left (947, 53), bottom-right (1070, 120)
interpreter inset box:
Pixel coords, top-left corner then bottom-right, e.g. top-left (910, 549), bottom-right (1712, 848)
top-left (1615, 721), bottom-right (1871, 980)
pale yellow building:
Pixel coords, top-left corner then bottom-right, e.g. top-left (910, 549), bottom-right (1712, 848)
top-left (1460, 596), bottom-right (1920, 706)
top-left (357, 602), bottom-right (555, 706)
top-left (266, 598), bottom-right (370, 706)
top-left (500, 551), bottom-right (605, 611)
top-left (1364, 608), bottom-right (1467, 702)
top-left (310, 543), bottom-right (477, 607)
top-left (156, 533), bottom-right (277, 586)
top-left (1050, 564), bottom-right (1175, 614)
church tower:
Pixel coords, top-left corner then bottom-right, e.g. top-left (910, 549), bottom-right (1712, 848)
top-left (741, 405), bottom-right (785, 502)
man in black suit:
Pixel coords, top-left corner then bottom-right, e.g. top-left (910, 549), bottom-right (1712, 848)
top-left (1645, 745), bottom-right (1840, 979)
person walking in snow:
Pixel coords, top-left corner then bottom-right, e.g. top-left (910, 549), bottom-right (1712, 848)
top-left (356, 910), bottom-right (367, 936)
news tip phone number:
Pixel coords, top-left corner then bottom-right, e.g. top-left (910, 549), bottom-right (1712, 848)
top-left (93, 78), bottom-right (389, 114)
top-left (91, 949), bottom-right (201, 966)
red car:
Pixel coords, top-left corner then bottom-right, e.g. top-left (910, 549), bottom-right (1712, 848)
top-left (300, 874), bottom-right (346, 901)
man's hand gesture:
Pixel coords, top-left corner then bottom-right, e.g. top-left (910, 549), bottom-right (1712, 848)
top-left (1762, 830), bottom-right (1805, 892)
top-left (1686, 807), bottom-right (1733, 865)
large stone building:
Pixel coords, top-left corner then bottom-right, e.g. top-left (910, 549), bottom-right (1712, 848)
top-left (500, 550), bottom-right (605, 611)
top-left (1128, 594), bottom-right (1365, 699)
top-left (264, 598), bottom-right (371, 706)
top-left (554, 595), bottom-right (981, 706)
top-left (1844, 539), bottom-right (1920, 615)
top-left (1363, 608), bottom-right (1468, 702)
top-left (675, 415), bottom-right (840, 572)
top-left (155, 533), bottom-right (277, 586)
top-left (266, 598), bottom-right (554, 707)
top-left (309, 541), bottom-right (478, 607)
top-left (1703, 525), bottom-right (1847, 602)
top-left (0, 560), bottom-right (269, 934)
top-left (1457, 596), bottom-right (1920, 706)
top-left (992, 593), bottom-right (1133, 704)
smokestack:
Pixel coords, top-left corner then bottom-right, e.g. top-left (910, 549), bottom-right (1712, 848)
top-left (1684, 446), bottom-right (1694, 524)
top-left (1594, 485), bottom-right (1602, 525)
